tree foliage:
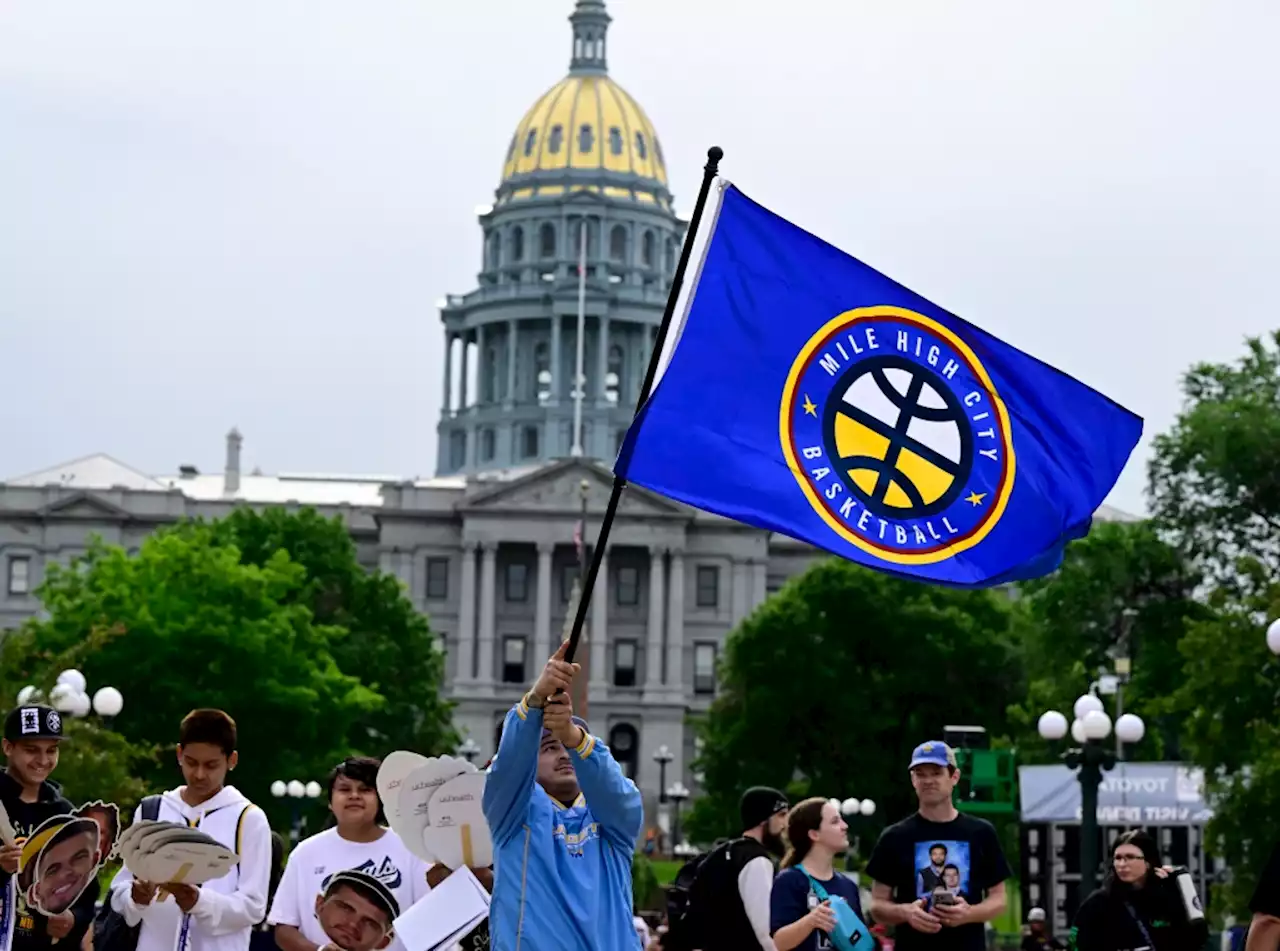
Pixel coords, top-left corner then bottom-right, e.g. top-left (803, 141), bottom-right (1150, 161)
top-left (1149, 330), bottom-right (1280, 592)
top-left (11, 521), bottom-right (389, 818)
top-left (685, 559), bottom-right (1024, 844)
top-left (203, 508), bottom-right (455, 759)
top-left (1148, 332), bottom-right (1280, 915)
top-left (1007, 520), bottom-right (1207, 762)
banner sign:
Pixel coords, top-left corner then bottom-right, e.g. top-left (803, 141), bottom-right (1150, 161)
top-left (1018, 762), bottom-right (1213, 824)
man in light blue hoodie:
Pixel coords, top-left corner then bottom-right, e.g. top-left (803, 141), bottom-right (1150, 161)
top-left (482, 641), bottom-right (644, 951)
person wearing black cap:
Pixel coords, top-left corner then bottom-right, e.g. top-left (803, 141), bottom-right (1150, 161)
top-left (313, 870), bottom-right (399, 951)
top-left (666, 785), bottom-right (790, 951)
top-left (0, 704), bottom-right (99, 951)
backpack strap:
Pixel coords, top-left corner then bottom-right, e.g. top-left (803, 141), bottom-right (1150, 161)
top-left (233, 804), bottom-right (256, 856)
top-left (140, 794), bottom-right (163, 821)
top-left (801, 868), bottom-right (832, 902)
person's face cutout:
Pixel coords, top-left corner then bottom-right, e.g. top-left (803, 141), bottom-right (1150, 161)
top-left (31, 825), bottom-right (98, 915)
top-left (314, 886), bottom-right (393, 951)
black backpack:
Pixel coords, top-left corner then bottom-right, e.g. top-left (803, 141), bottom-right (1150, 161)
top-left (661, 848), bottom-right (713, 951)
top-left (93, 796), bottom-right (162, 951)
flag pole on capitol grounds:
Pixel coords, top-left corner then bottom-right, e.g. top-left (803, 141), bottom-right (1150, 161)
top-left (560, 145), bottom-right (724, 667)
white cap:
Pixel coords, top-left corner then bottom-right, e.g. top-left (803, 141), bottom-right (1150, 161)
top-left (1028, 908), bottom-right (1046, 922)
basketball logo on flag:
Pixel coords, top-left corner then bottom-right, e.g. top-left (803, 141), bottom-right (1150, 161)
top-left (780, 305), bottom-right (1016, 565)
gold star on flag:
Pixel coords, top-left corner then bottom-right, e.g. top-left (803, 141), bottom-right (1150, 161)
top-left (802, 395), bottom-right (818, 417)
top-left (965, 491), bottom-right (987, 507)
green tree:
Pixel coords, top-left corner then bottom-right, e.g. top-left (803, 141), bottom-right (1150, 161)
top-left (1148, 332), bottom-right (1280, 915)
top-left (1007, 520), bottom-right (1209, 763)
top-left (203, 507), bottom-right (455, 758)
top-left (1149, 330), bottom-right (1280, 592)
top-left (18, 526), bottom-right (381, 816)
top-left (685, 559), bottom-right (1025, 844)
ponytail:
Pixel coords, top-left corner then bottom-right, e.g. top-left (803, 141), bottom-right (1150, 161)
top-left (780, 797), bottom-right (827, 869)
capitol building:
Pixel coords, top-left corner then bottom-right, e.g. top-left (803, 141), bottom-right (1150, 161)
top-left (0, 0), bottom-right (1132, 821)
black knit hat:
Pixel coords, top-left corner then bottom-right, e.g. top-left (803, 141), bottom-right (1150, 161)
top-left (739, 786), bottom-right (790, 831)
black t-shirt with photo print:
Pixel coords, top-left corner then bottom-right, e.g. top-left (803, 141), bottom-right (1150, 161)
top-left (865, 812), bottom-right (1011, 951)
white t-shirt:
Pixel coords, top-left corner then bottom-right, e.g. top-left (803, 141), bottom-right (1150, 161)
top-left (268, 827), bottom-right (430, 951)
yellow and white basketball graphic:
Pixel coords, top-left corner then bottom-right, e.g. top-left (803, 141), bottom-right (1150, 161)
top-left (829, 359), bottom-right (971, 517)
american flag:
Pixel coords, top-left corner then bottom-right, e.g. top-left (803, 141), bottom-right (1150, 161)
top-left (573, 519), bottom-right (584, 557)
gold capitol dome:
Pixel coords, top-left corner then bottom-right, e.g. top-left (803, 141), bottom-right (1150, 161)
top-left (496, 0), bottom-right (672, 209)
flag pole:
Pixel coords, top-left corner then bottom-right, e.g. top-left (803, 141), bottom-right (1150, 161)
top-left (562, 145), bottom-right (724, 666)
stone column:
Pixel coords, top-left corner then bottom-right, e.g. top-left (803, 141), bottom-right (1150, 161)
top-left (731, 560), bottom-right (749, 627)
top-left (459, 332), bottom-right (470, 408)
top-left (666, 549), bottom-right (685, 693)
top-left (534, 543), bottom-right (553, 662)
top-left (550, 315), bottom-right (562, 405)
top-left (477, 543), bottom-right (498, 684)
top-left (505, 319), bottom-right (518, 407)
top-left (442, 332), bottom-right (453, 416)
top-left (589, 547), bottom-right (609, 689)
top-left (644, 547), bottom-right (665, 695)
top-left (753, 560), bottom-right (767, 609)
top-left (455, 544), bottom-right (477, 683)
top-left (476, 324), bottom-right (487, 404)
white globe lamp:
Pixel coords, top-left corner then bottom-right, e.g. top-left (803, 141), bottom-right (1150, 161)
top-left (287, 780), bottom-right (305, 798)
top-left (56, 670), bottom-right (87, 694)
top-left (1267, 618), bottom-right (1280, 656)
top-left (49, 683), bottom-right (76, 713)
top-left (841, 798), bottom-right (861, 817)
top-left (305, 781), bottom-right (322, 799)
top-left (68, 692), bottom-right (92, 718)
top-left (16, 685), bottom-right (37, 705)
top-left (1070, 718), bottom-right (1087, 744)
top-left (92, 686), bottom-right (124, 718)
top-left (860, 798), bottom-right (876, 817)
top-left (1115, 713), bottom-right (1146, 745)
top-left (1073, 693), bottom-right (1104, 719)
top-left (1037, 710), bottom-right (1069, 741)
top-left (1082, 709), bottom-right (1112, 741)
top-left (270, 781), bottom-right (287, 798)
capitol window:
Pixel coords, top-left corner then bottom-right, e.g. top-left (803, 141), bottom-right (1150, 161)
top-left (609, 225), bottom-right (627, 263)
top-left (505, 563), bottom-right (529, 602)
top-left (642, 230), bottom-right (655, 268)
top-left (616, 566), bottom-right (639, 606)
top-left (695, 565), bottom-right (720, 608)
top-left (539, 223), bottom-right (556, 259)
top-left (510, 226), bottom-right (525, 262)
top-left (634, 131), bottom-right (648, 160)
top-left (578, 123), bottom-right (594, 153)
top-left (613, 640), bottom-right (638, 688)
top-left (523, 129), bottom-right (537, 157)
top-left (425, 558), bottom-right (449, 600)
top-left (520, 424), bottom-right (540, 459)
top-left (694, 643), bottom-right (717, 695)
top-left (7, 556), bottom-right (30, 596)
top-left (480, 428), bottom-right (496, 461)
top-left (502, 636), bottom-right (527, 684)
top-left (608, 127), bottom-right (623, 156)
top-left (548, 124), bottom-right (563, 154)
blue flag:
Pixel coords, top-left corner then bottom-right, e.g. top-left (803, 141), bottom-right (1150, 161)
top-left (619, 184), bottom-right (1143, 588)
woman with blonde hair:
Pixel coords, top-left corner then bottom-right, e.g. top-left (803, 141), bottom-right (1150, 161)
top-left (769, 798), bottom-right (869, 951)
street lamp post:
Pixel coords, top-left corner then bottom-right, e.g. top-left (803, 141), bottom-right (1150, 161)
top-left (458, 738), bottom-right (481, 764)
top-left (1039, 695), bottom-right (1145, 898)
top-left (273, 779), bottom-right (320, 843)
top-left (667, 782), bottom-right (690, 852)
top-left (839, 797), bottom-right (877, 869)
top-left (653, 746), bottom-right (673, 804)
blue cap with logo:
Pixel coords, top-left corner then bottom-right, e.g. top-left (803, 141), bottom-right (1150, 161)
top-left (909, 740), bottom-right (956, 770)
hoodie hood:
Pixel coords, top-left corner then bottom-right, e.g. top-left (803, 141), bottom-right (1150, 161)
top-left (161, 784), bottom-right (250, 822)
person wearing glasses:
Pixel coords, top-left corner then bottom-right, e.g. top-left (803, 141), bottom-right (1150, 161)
top-left (269, 758), bottom-right (429, 951)
top-left (1070, 830), bottom-right (1200, 951)
top-left (313, 871), bottom-right (399, 951)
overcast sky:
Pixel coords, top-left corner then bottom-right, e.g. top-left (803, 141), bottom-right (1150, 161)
top-left (2, 1), bottom-right (1276, 514)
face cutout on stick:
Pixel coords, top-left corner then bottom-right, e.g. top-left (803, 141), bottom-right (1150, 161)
top-left (18, 801), bottom-right (120, 917)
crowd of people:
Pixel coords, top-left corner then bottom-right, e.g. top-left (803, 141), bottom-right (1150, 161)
top-left (0, 640), bottom-right (1273, 951)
